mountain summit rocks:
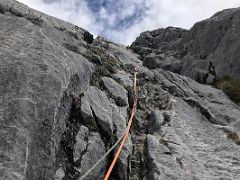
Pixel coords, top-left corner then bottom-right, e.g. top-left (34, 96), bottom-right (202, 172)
top-left (131, 8), bottom-right (240, 83)
top-left (0, 0), bottom-right (240, 180)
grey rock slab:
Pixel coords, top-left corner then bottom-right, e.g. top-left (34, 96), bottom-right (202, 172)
top-left (159, 58), bottom-right (182, 74)
top-left (84, 86), bottom-right (113, 137)
top-left (102, 77), bottom-right (128, 107)
top-left (112, 70), bottom-right (133, 88)
top-left (171, 98), bottom-right (240, 179)
top-left (147, 134), bottom-right (185, 180)
top-left (0, 2), bottom-right (93, 179)
top-left (181, 56), bottom-right (210, 83)
top-left (75, 132), bottom-right (106, 179)
top-left (156, 69), bottom-right (240, 127)
top-left (80, 95), bottom-right (97, 130)
top-left (144, 69), bottom-right (240, 179)
top-left (106, 42), bottom-right (142, 66)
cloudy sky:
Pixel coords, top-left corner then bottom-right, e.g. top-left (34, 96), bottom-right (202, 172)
top-left (18, 0), bottom-right (240, 45)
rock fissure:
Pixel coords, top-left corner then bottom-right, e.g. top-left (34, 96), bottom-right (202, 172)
top-left (129, 75), bottom-right (149, 180)
top-left (57, 99), bottom-right (83, 180)
top-left (90, 106), bottom-right (112, 147)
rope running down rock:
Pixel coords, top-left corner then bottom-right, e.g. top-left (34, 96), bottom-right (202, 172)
top-left (79, 71), bottom-right (138, 180)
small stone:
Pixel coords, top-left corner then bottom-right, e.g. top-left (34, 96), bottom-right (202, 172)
top-left (55, 168), bottom-right (65, 180)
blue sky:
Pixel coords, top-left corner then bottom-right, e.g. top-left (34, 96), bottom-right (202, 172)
top-left (18, 0), bottom-right (240, 45)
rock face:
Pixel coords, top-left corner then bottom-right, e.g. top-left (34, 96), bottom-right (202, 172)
top-left (0, 0), bottom-right (240, 180)
top-left (131, 8), bottom-right (240, 83)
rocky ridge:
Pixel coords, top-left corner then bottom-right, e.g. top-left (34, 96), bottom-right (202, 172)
top-left (131, 8), bottom-right (240, 84)
top-left (0, 0), bottom-right (240, 180)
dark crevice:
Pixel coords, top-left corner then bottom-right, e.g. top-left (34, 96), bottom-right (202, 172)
top-left (222, 128), bottom-right (240, 146)
top-left (90, 107), bottom-right (111, 147)
top-left (9, 7), bottom-right (23, 17)
top-left (0, 4), bottom-right (5, 14)
top-left (185, 98), bottom-right (211, 119)
top-left (176, 157), bottom-right (184, 169)
top-left (105, 125), bottom-right (121, 180)
top-left (209, 61), bottom-right (217, 77)
top-left (57, 97), bottom-right (84, 180)
top-left (129, 78), bottom-right (149, 179)
top-left (82, 52), bottom-right (103, 66)
top-left (127, 87), bottom-right (136, 110)
top-left (90, 66), bottom-right (112, 87)
top-left (186, 99), bottom-right (214, 121)
top-left (26, 16), bottom-right (44, 26)
top-left (184, 98), bottom-right (228, 126)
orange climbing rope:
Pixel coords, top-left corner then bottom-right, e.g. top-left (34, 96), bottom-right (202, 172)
top-left (78, 71), bottom-right (138, 180)
top-left (104, 72), bottom-right (138, 180)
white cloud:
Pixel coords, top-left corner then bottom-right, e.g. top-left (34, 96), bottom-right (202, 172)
top-left (17, 0), bottom-right (240, 45)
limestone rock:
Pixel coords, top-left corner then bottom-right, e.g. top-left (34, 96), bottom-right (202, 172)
top-left (1, 1), bottom-right (240, 180)
top-left (102, 77), bottom-right (128, 106)
top-left (84, 86), bottom-right (113, 138)
top-left (0, 1), bottom-right (93, 179)
top-left (131, 8), bottom-right (240, 82)
top-left (75, 132), bottom-right (106, 179)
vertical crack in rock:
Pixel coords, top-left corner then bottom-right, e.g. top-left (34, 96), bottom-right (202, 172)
top-left (56, 92), bottom-right (113, 180)
top-left (129, 75), bottom-right (149, 180)
top-left (56, 97), bottom-right (83, 180)
top-left (90, 106), bottom-right (112, 147)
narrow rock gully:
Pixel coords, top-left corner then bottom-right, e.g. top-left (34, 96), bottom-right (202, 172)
top-left (129, 114), bottom-right (148, 180)
top-left (128, 70), bottom-right (175, 180)
top-left (128, 73), bottom-right (149, 180)
top-left (107, 70), bottom-right (150, 180)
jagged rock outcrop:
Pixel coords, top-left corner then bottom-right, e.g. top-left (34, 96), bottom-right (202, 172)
top-left (131, 8), bottom-right (240, 83)
top-left (0, 0), bottom-right (240, 180)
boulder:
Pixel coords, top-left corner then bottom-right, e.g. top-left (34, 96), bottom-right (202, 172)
top-left (83, 86), bottom-right (113, 138)
top-left (102, 77), bottom-right (128, 106)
